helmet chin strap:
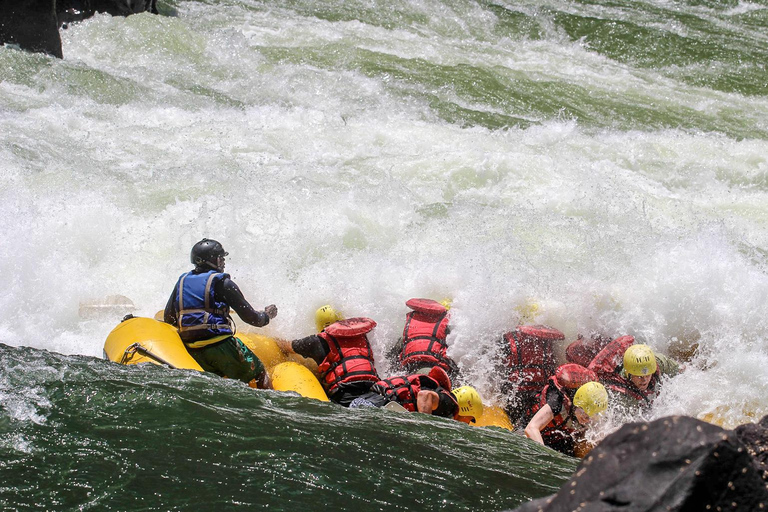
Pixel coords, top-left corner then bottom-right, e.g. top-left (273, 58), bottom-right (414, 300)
top-left (196, 259), bottom-right (223, 272)
top-left (205, 260), bottom-right (223, 272)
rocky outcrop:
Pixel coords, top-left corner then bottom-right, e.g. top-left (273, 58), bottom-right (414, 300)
top-left (735, 414), bottom-right (768, 486)
top-left (0, 0), bottom-right (62, 58)
top-left (57, 0), bottom-right (158, 26)
top-left (0, 0), bottom-right (158, 58)
top-left (512, 415), bottom-right (768, 512)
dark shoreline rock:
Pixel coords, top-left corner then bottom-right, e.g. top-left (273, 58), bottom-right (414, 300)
top-left (58, 0), bottom-right (158, 26)
top-left (0, 0), bottom-right (63, 58)
top-left (0, 0), bottom-right (158, 58)
top-left (735, 414), bottom-right (768, 486)
top-left (511, 415), bottom-right (768, 512)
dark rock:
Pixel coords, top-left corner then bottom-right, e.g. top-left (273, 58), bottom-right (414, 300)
top-left (512, 415), bottom-right (768, 512)
top-left (0, 0), bottom-right (159, 58)
top-left (735, 414), bottom-right (768, 486)
top-left (58, 0), bottom-right (158, 25)
top-left (0, 0), bottom-right (62, 58)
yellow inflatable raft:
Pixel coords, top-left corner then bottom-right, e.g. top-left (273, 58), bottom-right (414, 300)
top-left (104, 316), bottom-right (328, 402)
top-left (238, 332), bottom-right (328, 402)
top-left (271, 362), bottom-right (329, 402)
top-left (104, 316), bottom-right (203, 371)
top-left (472, 405), bottom-right (514, 431)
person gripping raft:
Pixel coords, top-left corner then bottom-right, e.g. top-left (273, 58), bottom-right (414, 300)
top-left (277, 306), bottom-right (381, 407)
top-left (524, 364), bottom-right (609, 457)
top-left (163, 238), bottom-right (277, 388)
top-left (349, 366), bottom-right (483, 424)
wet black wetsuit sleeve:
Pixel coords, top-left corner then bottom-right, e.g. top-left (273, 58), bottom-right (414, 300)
top-left (385, 337), bottom-right (404, 363)
top-left (217, 277), bottom-right (270, 327)
top-left (546, 386), bottom-right (565, 416)
top-left (291, 334), bottom-right (330, 366)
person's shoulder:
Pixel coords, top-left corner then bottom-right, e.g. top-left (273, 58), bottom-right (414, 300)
top-left (216, 273), bottom-right (235, 286)
top-left (295, 333), bottom-right (323, 345)
top-left (547, 383), bottom-right (565, 402)
top-left (655, 353), bottom-right (681, 376)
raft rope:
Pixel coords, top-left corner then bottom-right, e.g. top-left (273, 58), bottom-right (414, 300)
top-left (120, 343), bottom-right (178, 370)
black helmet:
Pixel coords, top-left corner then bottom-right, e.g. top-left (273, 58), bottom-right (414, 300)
top-left (190, 239), bottom-right (228, 270)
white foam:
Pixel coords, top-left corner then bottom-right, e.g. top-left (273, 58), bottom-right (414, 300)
top-left (1, 1), bottom-right (767, 427)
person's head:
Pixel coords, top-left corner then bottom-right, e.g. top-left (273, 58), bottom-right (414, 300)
top-left (451, 386), bottom-right (483, 424)
top-left (434, 389), bottom-right (459, 418)
top-left (190, 239), bottom-right (228, 272)
top-left (439, 298), bottom-right (453, 310)
top-left (572, 381), bottom-right (608, 425)
top-left (315, 305), bottom-right (343, 332)
top-left (623, 344), bottom-right (657, 391)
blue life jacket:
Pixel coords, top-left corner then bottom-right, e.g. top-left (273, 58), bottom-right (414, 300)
top-left (174, 270), bottom-right (233, 343)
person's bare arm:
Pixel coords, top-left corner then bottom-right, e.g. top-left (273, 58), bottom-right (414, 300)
top-left (416, 390), bottom-right (440, 414)
top-left (524, 404), bottom-right (554, 446)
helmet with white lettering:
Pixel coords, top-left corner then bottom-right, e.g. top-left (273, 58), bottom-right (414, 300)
top-left (451, 386), bottom-right (483, 422)
top-left (623, 344), bottom-right (657, 376)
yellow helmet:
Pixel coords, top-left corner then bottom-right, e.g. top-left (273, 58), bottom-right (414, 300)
top-left (623, 344), bottom-right (657, 376)
top-left (439, 298), bottom-right (453, 310)
top-left (451, 386), bottom-right (483, 421)
top-left (315, 305), bottom-right (343, 332)
top-left (573, 382), bottom-right (608, 417)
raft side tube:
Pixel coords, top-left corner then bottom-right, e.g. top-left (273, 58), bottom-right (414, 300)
top-left (271, 362), bottom-right (329, 402)
top-left (238, 332), bottom-right (288, 370)
top-left (472, 405), bottom-right (514, 431)
top-left (103, 316), bottom-right (203, 371)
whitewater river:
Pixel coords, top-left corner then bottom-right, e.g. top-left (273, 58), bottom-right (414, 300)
top-left (1, 0), bottom-right (767, 510)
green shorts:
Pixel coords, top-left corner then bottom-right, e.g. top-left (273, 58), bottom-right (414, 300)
top-left (188, 336), bottom-right (266, 384)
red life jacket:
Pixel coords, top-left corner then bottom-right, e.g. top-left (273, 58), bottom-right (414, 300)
top-left (530, 364), bottom-right (598, 443)
top-left (600, 372), bottom-right (659, 405)
top-left (398, 299), bottom-right (453, 372)
top-left (372, 371), bottom-right (458, 414)
top-left (587, 335), bottom-right (635, 376)
top-left (587, 336), bottom-right (658, 406)
top-left (317, 318), bottom-right (379, 396)
top-left (502, 325), bottom-right (563, 394)
top-left (564, 333), bottom-right (612, 368)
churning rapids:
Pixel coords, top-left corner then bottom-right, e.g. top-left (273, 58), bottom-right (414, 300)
top-left (1, 0), bottom-right (767, 510)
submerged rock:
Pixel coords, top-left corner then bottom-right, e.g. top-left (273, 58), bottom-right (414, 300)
top-left (512, 415), bottom-right (768, 512)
